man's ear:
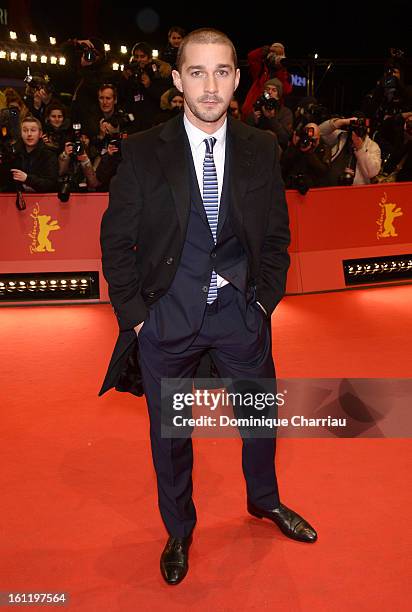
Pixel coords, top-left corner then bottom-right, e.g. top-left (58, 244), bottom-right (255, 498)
top-left (172, 69), bottom-right (183, 93)
top-left (234, 68), bottom-right (240, 92)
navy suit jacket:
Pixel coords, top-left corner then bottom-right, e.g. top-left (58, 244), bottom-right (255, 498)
top-left (99, 114), bottom-right (290, 396)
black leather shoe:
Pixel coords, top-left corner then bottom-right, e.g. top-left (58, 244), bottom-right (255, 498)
top-left (248, 501), bottom-right (317, 543)
top-left (160, 534), bottom-right (192, 585)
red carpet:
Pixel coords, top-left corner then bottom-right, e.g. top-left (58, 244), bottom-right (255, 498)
top-left (1, 285), bottom-right (411, 611)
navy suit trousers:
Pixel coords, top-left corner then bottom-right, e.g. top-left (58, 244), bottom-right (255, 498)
top-left (137, 284), bottom-right (280, 537)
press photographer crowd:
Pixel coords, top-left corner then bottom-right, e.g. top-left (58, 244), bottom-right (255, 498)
top-left (1, 31), bottom-right (411, 203)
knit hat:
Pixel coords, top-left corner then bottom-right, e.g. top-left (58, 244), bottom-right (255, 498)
top-left (264, 78), bottom-right (283, 98)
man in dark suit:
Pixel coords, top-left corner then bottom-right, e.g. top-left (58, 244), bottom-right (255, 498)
top-left (100, 28), bottom-right (317, 586)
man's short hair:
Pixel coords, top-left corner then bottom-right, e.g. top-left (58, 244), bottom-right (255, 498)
top-left (98, 84), bottom-right (118, 97)
top-left (176, 28), bottom-right (238, 72)
top-left (21, 115), bottom-right (42, 130)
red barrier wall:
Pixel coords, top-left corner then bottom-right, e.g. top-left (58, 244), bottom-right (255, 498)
top-left (0, 183), bottom-right (411, 304)
top-left (0, 193), bottom-right (109, 303)
top-left (285, 182), bottom-right (412, 293)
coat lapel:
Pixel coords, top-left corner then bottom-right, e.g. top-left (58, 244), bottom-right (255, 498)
top-left (224, 117), bottom-right (257, 234)
top-left (156, 116), bottom-right (191, 236)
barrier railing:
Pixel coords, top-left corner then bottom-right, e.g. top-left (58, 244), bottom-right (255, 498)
top-left (0, 182), bottom-right (411, 304)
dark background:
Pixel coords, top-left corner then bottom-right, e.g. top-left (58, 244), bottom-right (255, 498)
top-left (9, 0), bottom-right (409, 59)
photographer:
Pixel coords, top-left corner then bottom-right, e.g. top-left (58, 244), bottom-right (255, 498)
top-left (159, 26), bottom-right (185, 70)
top-left (154, 87), bottom-right (184, 124)
top-left (58, 131), bottom-right (99, 199)
top-left (24, 75), bottom-right (61, 129)
top-left (117, 42), bottom-right (172, 132)
top-left (95, 136), bottom-right (126, 191)
top-left (62, 37), bottom-right (115, 137)
top-left (245, 78), bottom-right (293, 150)
top-left (281, 123), bottom-right (331, 194)
top-left (42, 103), bottom-right (71, 155)
top-left (376, 113), bottom-right (412, 182)
top-left (2, 116), bottom-right (58, 193)
top-left (242, 42), bottom-right (292, 120)
top-left (362, 51), bottom-right (412, 136)
top-left (319, 114), bottom-right (381, 186)
top-left (89, 85), bottom-right (134, 151)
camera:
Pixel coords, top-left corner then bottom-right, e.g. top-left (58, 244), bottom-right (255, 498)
top-left (338, 169), bottom-right (355, 186)
top-left (128, 60), bottom-right (158, 83)
top-left (57, 174), bottom-right (72, 203)
top-left (297, 125), bottom-right (317, 149)
top-left (291, 173), bottom-right (309, 195)
top-left (81, 44), bottom-right (98, 63)
top-left (254, 91), bottom-right (280, 112)
top-left (70, 123), bottom-right (84, 157)
top-left (382, 67), bottom-right (399, 91)
top-left (344, 117), bottom-right (369, 138)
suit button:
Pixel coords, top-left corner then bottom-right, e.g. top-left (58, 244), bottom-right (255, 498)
top-left (202, 286), bottom-right (208, 293)
top-left (165, 257), bottom-right (174, 265)
top-left (210, 252), bottom-right (217, 259)
top-left (148, 291), bottom-right (155, 298)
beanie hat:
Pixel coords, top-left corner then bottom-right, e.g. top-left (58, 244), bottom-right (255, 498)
top-left (264, 78), bottom-right (283, 98)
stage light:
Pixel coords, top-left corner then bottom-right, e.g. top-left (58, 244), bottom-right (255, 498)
top-left (120, 45), bottom-right (127, 54)
top-left (112, 62), bottom-right (119, 71)
top-left (10, 51), bottom-right (17, 60)
top-left (0, 50), bottom-right (6, 59)
top-left (50, 56), bottom-right (57, 64)
top-left (104, 43), bottom-right (110, 51)
top-left (49, 36), bottom-right (56, 45)
top-left (30, 54), bottom-right (38, 62)
top-left (29, 34), bottom-right (37, 42)
top-left (152, 49), bottom-right (158, 58)
top-left (40, 55), bottom-right (47, 64)
top-left (10, 31), bottom-right (17, 40)
top-left (0, 273), bottom-right (99, 301)
top-left (20, 52), bottom-right (27, 61)
top-left (343, 255), bottom-right (412, 285)
top-left (59, 56), bottom-right (66, 65)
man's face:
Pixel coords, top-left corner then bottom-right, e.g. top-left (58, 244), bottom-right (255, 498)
top-left (98, 88), bottom-right (116, 114)
top-left (264, 84), bottom-right (279, 100)
top-left (133, 50), bottom-right (150, 67)
top-left (169, 31), bottom-right (183, 48)
top-left (229, 99), bottom-right (240, 119)
top-left (48, 109), bottom-right (64, 128)
top-left (21, 122), bottom-right (41, 148)
top-left (170, 95), bottom-right (184, 109)
top-left (172, 42), bottom-right (240, 133)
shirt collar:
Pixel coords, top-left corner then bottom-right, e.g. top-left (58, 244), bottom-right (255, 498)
top-left (184, 114), bottom-right (227, 150)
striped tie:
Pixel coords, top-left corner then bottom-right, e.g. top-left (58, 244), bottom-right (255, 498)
top-left (203, 137), bottom-right (218, 304)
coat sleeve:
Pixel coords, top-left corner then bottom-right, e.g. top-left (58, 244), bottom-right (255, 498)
top-left (24, 151), bottom-right (58, 192)
top-left (100, 139), bottom-right (148, 331)
top-left (256, 139), bottom-right (291, 315)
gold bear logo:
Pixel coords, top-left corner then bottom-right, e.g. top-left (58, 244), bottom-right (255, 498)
top-left (30, 212), bottom-right (60, 252)
top-left (380, 203), bottom-right (403, 237)
top-left (376, 193), bottom-right (403, 239)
